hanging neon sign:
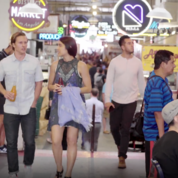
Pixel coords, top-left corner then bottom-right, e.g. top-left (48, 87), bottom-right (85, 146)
top-left (112, 0), bottom-right (153, 36)
top-left (38, 33), bottom-right (62, 40)
top-left (9, 0), bottom-right (49, 32)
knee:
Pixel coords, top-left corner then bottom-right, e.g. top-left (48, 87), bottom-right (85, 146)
top-left (25, 140), bottom-right (35, 147)
top-left (67, 136), bottom-right (77, 146)
top-left (52, 139), bottom-right (62, 148)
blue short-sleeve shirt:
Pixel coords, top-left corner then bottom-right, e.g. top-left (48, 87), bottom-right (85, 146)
top-left (143, 71), bottom-right (173, 141)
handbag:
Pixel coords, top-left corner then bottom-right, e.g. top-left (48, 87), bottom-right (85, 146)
top-left (45, 107), bottom-right (51, 120)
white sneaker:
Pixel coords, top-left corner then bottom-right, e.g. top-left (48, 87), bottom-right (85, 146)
top-left (0, 146), bottom-right (7, 153)
top-left (24, 166), bottom-right (33, 178)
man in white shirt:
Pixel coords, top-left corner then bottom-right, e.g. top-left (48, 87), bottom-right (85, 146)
top-left (84, 88), bottom-right (104, 151)
top-left (0, 32), bottom-right (43, 178)
top-left (105, 35), bottom-right (145, 169)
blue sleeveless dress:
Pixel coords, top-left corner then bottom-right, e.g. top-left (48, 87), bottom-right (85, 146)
top-left (49, 58), bottom-right (86, 131)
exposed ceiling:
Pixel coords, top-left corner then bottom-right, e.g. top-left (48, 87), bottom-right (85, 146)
top-left (47, 0), bottom-right (119, 15)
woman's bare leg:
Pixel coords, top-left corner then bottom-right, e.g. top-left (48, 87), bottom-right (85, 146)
top-left (51, 125), bottom-right (65, 177)
top-left (65, 126), bottom-right (79, 177)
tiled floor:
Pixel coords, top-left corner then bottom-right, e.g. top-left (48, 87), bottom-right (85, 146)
top-left (0, 150), bottom-right (146, 178)
top-left (0, 125), bottom-right (146, 178)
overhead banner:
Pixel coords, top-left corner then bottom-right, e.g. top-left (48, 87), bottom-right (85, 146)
top-left (112, 0), bottom-right (152, 36)
top-left (9, 0), bottom-right (49, 32)
top-left (142, 46), bottom-right (178, 72)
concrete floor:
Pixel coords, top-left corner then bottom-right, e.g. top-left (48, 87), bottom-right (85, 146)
top-left (0, 125), bottom-right (146, 178)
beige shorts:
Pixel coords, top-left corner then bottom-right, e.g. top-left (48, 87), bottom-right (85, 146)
top-left (103, 109), bottom-right (110, 119)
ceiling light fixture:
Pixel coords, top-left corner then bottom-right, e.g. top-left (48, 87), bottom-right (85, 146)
top-left (19, 0), bottom-right (43, 14)
top-left (92, 5), bottom-right (97, 9)
top-left (93, 11), bottom-right (97, 16)
top-left (88, 17), bottom-right (98, 25)
top-left (146, 0), bottom-right (173, 20)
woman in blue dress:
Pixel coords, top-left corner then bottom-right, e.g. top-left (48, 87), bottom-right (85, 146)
top-left (48, 37), bottom-right (91, 178)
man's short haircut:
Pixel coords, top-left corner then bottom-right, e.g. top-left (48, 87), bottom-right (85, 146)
top-left (99, 68), bottom-right (103, 74)
top-left (11, 32), bottom-right (26, 50)
top-left (154, 50), bottom-right (174, 70)
top-left (91, 88), bottom-right (99, 97)
top-left (168, 119), bottom-right (175, 127)
top-left (118, 35), bottom-right (130, 47)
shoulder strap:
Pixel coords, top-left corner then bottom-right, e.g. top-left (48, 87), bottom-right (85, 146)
top-left (139, 75), bottom-right (156, 114)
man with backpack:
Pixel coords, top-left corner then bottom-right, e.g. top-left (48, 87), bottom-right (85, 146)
top-left (143, 50), bottom-right (175, 178)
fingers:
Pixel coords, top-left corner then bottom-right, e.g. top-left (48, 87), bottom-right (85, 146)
top-left (5, 92), bottom-right (15, 100)
top-left (111, 103), bottom-right (115, 108)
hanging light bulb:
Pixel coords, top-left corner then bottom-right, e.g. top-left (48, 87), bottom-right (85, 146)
top-left (93, 11), bottom-right (97, 16)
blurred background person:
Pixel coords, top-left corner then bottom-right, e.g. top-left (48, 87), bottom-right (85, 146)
top-left (84, 88), bottom-right (104, 151)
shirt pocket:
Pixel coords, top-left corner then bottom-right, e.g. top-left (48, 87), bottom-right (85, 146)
top-left (5, 71), bottom-right (17, 83)
top-left (24, 70), bottom-right (35, 83)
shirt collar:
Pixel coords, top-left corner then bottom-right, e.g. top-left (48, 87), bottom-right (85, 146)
top-left (12, 53), bottom-right (29, 62)
top-left (91, 96), bottom-right (98, 100)
top-left (2, 49), bottom-right (8, 57)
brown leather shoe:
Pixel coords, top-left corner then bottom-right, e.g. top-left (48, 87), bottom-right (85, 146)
top-left (118, 156), bottom-right (126, 169)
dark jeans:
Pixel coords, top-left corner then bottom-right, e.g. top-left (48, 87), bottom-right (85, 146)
top-left (4, 108), bottom-right (36, 174)
top-left (110, 100), bottom-right (137, 159)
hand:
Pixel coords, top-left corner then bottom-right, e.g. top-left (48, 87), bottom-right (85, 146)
top-left (53, 83), bottom-right (62, 95)
top-left (3, 90), bottom-right (15, 101)
top-left (31, 101), bottom-right (37, 108)
top-left (105, 102), bottom-right (115, 112)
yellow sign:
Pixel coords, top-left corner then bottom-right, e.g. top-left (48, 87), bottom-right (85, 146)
top-left (142, 46), bottom-right (178, 72)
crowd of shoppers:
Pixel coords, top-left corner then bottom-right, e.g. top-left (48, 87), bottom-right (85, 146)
top-left (0, 32), bottom-right (177, 178)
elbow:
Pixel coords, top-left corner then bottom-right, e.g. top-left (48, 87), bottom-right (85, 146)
top-left (88, 86), bottom-right (92, 93)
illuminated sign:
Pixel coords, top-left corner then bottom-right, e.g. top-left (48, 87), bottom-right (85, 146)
top-left (9, 0), bottom-right (49, 32)
top-left (97, 22), bottom-right (118, 36)
top-left (58, 27), bottom-right (64, 35)
top-left (149, 19), bottom-right (170, 30)
top-left (112, 0), bottom-right (152, 36)
top-left (142, 46), bottom-right (178, 72)
top-left (38, 33), bottom-right (62, 40)
top-left (71, 15), bottom-right (89, 38)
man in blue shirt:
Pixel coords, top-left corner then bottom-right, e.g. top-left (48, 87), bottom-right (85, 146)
top-left (143, 50), bottom-right (175, 178)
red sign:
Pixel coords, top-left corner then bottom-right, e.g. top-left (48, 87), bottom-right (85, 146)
top-left (9, 0), bottom-right (49, 32)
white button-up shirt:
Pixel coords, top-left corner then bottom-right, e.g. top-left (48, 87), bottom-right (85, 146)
top-left (86, 97), bottom-right (104, 123)
top-left (0, 53), bottom-right (43, 115)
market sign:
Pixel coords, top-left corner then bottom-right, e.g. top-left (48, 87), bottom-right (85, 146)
top-left (71, 15), bottom-right (90, 38)
top-left (9, 0), bottom-right (49, 32)
top-left (38, 33), bottom-right (62, 40)
top-left (112, 0), bottom-right (152, 36)
top-left (142, 46), bottom-right (178, 72)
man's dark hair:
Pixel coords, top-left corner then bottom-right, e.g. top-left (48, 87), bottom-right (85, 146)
top-left (118, 35), bottom-right (130, 47)
top-left (91, 88), bottom-right (99, 97)
top-left (60, 36), bottom-right (77, 58)
top-left (99, 68), bottom-right (103, 74)
top-left (154, 50), bottom-right (174, 70)
top-left (168, 119), bottom-right (175, 127)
